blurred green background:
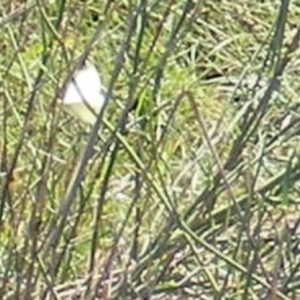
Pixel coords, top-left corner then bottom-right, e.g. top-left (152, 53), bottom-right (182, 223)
top-left (1, 1), bottom-right (300, 299)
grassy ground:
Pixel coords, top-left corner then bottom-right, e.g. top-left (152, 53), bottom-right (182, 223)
top-left (1, 0), bottom-right (300, 299)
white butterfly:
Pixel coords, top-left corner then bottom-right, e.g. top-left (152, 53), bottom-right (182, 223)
top-left (61, 62), bottom-right (106, 124)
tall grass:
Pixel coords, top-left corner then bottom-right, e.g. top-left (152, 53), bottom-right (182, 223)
top-left (1, 0), bottom-right (300, 299)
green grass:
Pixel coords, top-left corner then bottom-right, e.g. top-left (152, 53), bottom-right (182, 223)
top-left (1, 0), bottom-right (300, 299)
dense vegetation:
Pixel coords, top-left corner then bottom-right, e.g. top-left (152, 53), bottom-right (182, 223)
top-left (1, 1), bottom-right (300, 299)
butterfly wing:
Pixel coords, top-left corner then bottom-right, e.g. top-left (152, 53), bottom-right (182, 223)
top-left (62, 64), bottom-right (106, 124)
